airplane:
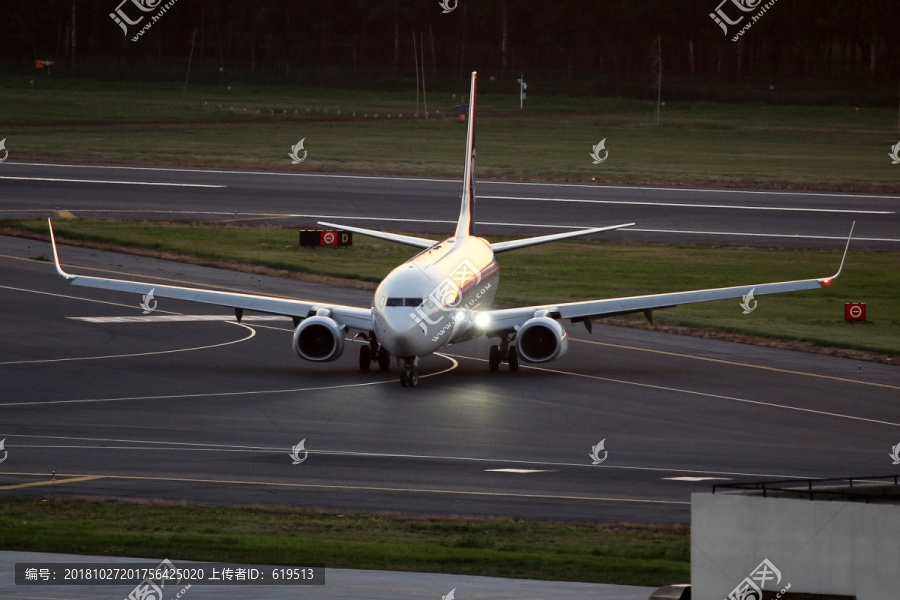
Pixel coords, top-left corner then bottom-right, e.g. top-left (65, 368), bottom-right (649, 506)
top-left (49, 71), bottom-right (853, 388)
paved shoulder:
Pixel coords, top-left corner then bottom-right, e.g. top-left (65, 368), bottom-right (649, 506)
top-left (0, 551), bottom-right (656, 600)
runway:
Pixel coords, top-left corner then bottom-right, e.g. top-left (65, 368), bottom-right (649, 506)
top-left (1, 162), bottom-right (898, 249)
top-left (1, 235), bottom-right (898, 523)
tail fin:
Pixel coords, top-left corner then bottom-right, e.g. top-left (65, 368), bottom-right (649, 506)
top-left (454, 71), bottom-right (478, 238)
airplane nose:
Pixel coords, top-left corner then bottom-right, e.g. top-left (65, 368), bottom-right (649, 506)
top-left (378, 309), bottom-right (430, 357)
top-left (389, 334), bottom-right (419, 358)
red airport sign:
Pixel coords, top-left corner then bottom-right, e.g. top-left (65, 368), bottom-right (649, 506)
top-left (845, 303), bottom-right (866, 322)
top-left (299, 229), bottom-right (352, 248)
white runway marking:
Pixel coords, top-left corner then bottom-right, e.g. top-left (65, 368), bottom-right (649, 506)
top-left (291, 213), bottom-right (576, 230)
top-left (10, 161), bottom-right (459, 185)
top-left (8, 445), bottom-right (279, 453)
top-left (1, 254), bottom-right (325, 306)
top-left (1, 208), bottom-right (896, 242)
top-left (70, 315), bottom-right (289, 324)
top-left (498, 182), bottom-right (900, 201)
top-left (0, 353), bottom-right (459, 405)
top-left (0, 325), bottom-right (256, 366)
top-left (0, 469), bottom-right (691, 506)
top-left (286, 213), bottom-right (894, 242)
top-left (11, 161), bottom-right (900, 200)
top-left (0, 175), bottom-right (224, 188)
top-left (628, 227), bottom-right (899, 243)
top-left (0, 283), bottom-right (172, 311)
top-left (0, 284), bottom-right (255, 365)
top-left (530, 363), bottom-right (900, 427)
top-left (482, 195), bottom-right (893, 215)
top-left (0, 433), bottom-right (823, 481)
top-left (443, 353), bottom-right (900, 428)
top-left (572, 338), bottom-right (900, 391)
top-left (664, 476), bottom-right (731, 482)
top-left (485, 468), bottom-right (551, 474)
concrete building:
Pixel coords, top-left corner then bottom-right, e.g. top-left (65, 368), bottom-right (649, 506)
top-left (691, 476), bottom-right (900, 600)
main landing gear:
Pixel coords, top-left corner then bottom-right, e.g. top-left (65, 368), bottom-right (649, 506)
top-left (489, 336), bottom-right (519, 372)
top-left (358, 335), bottom-right (391, 372)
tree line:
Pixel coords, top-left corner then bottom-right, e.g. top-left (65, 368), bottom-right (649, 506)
top-left (3, 0), bottom-right (898, 102)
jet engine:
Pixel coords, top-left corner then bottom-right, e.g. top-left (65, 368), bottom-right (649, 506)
top-left (515, 316), bottom-right (568, 363)
top-left (292, 316), bottom-right (345, 362)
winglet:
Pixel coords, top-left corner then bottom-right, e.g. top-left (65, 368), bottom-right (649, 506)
top-left (454, 71), bottom-right (477, 239)
top-left (47, 219), bottom-right (74, 280)
top-left (819, 221), bottom-right (854, 285)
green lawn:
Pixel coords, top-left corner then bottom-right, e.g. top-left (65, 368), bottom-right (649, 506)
top-left (7, 219), bottom-right (898, 358)
top-left (1, 79), bottom-right (897, 190)
top-left (0, 497), bottom-right (689, 586)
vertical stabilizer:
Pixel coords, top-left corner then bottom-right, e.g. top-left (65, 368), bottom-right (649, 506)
top-left (454, 71), bottom-right (477, 238)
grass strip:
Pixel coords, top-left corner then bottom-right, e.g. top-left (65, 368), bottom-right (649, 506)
top-left (0, 497), bottom-right (689, 586)
top-left (1, 80), bottom-right (897, 191)
top-left (5, 219), bottom-right (898, 359)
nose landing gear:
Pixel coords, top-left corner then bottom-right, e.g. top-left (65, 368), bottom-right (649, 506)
top-left (400, 370), bottom-right (419, 387)
top-left (399, 357), bottom-right (420, 387)
top-left (357, 333), bottom-right (414, 385)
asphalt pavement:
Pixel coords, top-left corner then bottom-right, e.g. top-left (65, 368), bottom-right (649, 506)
top-left (2, 235), bottom-right (898, 523)
top-left (0, 551), bottom-right (658, 600)
top-left (1, 162), bottom-right (897, 249)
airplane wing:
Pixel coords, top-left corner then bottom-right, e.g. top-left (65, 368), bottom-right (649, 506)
top-left (482, 223), bottom-right (854, 335)
top-left (48, 220), bottom-right (373, 331)
top-left (491, 223), bottom-right (634, 253)
top-left (317, 221), bottom-right (437, 249)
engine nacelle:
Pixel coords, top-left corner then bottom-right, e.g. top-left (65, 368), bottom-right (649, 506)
top-left (515, 316), bottom-right (568, 363)
top-left (292, 316), bottom-right (345, 362)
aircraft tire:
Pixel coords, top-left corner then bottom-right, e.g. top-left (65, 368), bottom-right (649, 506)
top-left (378, 347), bottom-right (390, 371)
top-left (359, 345), bottom-right (371, 370)
top-left (489, 345), bottom-right (500, 371)
top-left (508, 347), bottom-right (519, 371)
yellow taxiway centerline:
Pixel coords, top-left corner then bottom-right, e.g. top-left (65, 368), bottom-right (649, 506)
top-left (0, 475), bottom-right (105, 490)
top-left (0, 472), bottom-right (686, 505)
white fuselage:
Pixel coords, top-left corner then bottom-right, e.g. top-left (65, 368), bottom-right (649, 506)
top-left (372, 236), bottom-right (499, 358)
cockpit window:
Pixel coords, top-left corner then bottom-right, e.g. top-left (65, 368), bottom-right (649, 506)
top-left (386, 298), bottom-right (423, 307)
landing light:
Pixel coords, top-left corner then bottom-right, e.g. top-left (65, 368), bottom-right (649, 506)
top-left (474, 312), bottom-right (491, 329)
